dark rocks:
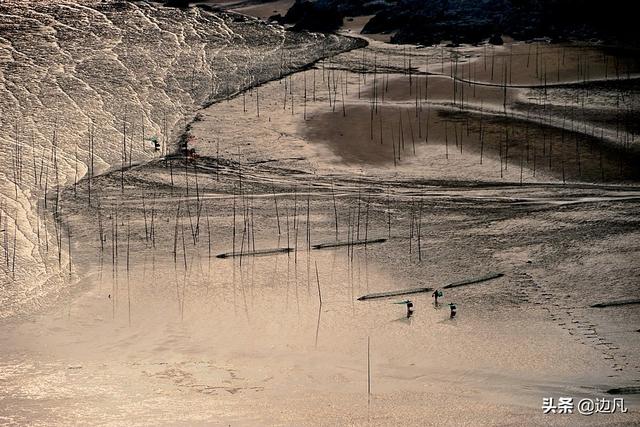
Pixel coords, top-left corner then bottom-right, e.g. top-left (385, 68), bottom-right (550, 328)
top-left (277, 0), bottom-right (392, 33)
top-left (489, 33), bottom-right (503, 45)
top-left (275, 0), bottom-right (344, 33)
top-left (162, 0), bottom-right (640, 47)
top-left (164, 0), bottom-right (190, 8)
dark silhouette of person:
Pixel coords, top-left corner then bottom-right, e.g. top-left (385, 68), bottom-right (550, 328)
top-left (432, 289), bottom-right (442, 306)
top-left (449, 303), bottom-right (457, 319)
top-left (406, 300), bottom-right (414, 318)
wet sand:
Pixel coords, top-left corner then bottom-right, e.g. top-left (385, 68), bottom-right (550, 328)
top-left (2, 160), bottom-right (639, 424)
top-left (436, 42), bottom-right (640, 87)
top-left (304, 104), bottom-right (640, 181)
top-left (1, 26), bottom-right (640, 427)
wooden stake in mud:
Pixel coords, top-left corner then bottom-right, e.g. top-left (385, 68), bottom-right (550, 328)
top-left (575, 136), bottom-right (581, 178)
top-left (331, 182), bottom-right (339, 241)
top-left (315, 261), bottom-right (322, 306)
top-left (88, 122), bottom-right (94, 206)
top-left (97, 203), bottom-right (104, 252)
top-left (504, 123), bottom-right (510, 170)
top-left (129, 119), bottom-right (134, 168)
top-left (599, 132), bottom-right (605, 182)
top-left (126, 219), bottom-right (131, 326)
top-left (273, 186), bottom-right (281, 235)
top-left (206, 205), bottom-right (212, 261)
top-left (232, 186), bottom-right (237, 257)
top-left (150, 193), bottom-right (156, 248)
top-left (425, 107), bottom-right (430, 144)
top-left (173, 200), bottom-right (181, 266)
top-left (256, 86), bottom-right (260, 117)
top-left (356, 189), bottom-right (362, 241)
top-left (445, 121), bottom-right (449, 160)
top-left (306, 190), bottom-right (311, 252)
top-left (409, 113), bottom-right (416, 155)
top-left (392, 128), bottom-right (397, 167)
top-left (409, 199), bottom-right (414, 255)
top-left (364, 193), bottom-right (370, 247)
top-left (121, 116), bottom-right (126, 192)
top-left (417, 201), bottom-right (422, 261)
top-left (341, 72), bottom-right (346, 117)
top-left (12, 218), bottom-right (17, 279)
top-left (387, 187), bottom-right (392, 239)
top-left (533, 139), bottom-right (537, 177)
top-left (216, 139), bottom-right (220, 181)
top-left (499, 133), bottom-right (504, 178)
top-left (181, 218), bottom-right (187, 271)
top-left (367, 336), bottom-right (371, 406)
top-left (479, 103), bottom-right (484, 164)
top-left (74, 143), bottom-right (78, 196)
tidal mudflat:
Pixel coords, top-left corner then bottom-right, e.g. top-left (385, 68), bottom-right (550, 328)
top-left (1, 2), bottom-right (639, 425)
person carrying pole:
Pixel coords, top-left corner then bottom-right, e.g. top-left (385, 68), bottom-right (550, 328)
top-left (432, 289), bottom-right (443, 306)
